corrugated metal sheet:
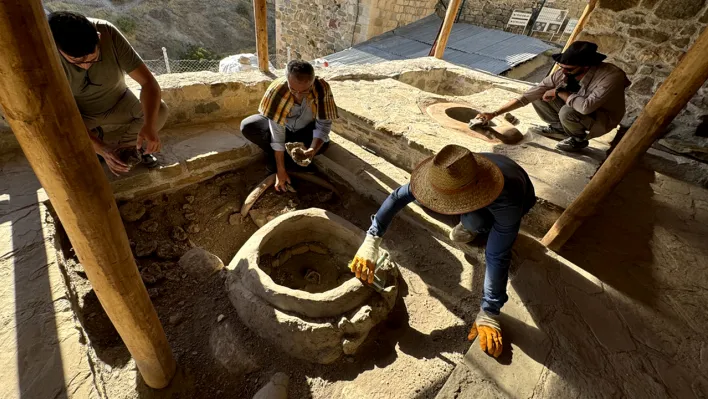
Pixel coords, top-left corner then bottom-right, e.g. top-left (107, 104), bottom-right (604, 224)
top-left (324, 15), bottom-right (555, 75)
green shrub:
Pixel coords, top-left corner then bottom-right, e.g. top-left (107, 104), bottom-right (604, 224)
top-left (114, 16), bottom-right (137, 35)
top-left (180, 45), bottom-right (220, 60)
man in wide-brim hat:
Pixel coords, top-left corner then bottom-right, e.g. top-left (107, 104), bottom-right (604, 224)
top-left (349, 145), bottom-right (536, 358)
top-left (477, 41), bottom-right (631, 152)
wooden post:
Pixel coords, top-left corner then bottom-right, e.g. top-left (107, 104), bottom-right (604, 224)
top-left (253, 0), bottom-right (269, 71)
top-left (433, 0), bottom-right (463, 59)
top-left (542, 26), bottom-right (708, 251)
top-left (0, 1), bottom-right (176, 388)
top-left (550, 0), bottom-right (597, 74)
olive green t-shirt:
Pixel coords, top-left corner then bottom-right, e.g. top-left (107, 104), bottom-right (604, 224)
top-left (59, 19), bottom-right (144, 116)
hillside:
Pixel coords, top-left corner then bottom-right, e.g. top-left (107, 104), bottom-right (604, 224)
top-left (44, 0), bottom-right (276, 62)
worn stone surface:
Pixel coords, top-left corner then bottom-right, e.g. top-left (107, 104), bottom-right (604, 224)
top-left (253, 372), bottom-right (289, 399)
top-left (179, 247), bottom-right (224, 280)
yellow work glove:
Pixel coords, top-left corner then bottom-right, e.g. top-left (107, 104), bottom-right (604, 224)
top-left (467, 309), bottom-right (503, 358)
top-left (348, 234), bottom-right (382, 284)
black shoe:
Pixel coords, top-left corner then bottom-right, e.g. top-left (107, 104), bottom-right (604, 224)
top-left (556, 137), bottom-right (589, 152)
top-left (529, 125), bottom-right (566, 140)
top-left (141, 153), bottom-right (159, 169)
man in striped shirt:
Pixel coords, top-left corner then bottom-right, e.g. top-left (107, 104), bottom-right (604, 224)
top-left (241, 60), bottom-right (337, 192)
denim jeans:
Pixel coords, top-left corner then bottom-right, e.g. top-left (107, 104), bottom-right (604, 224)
top-left (368, 180), bottom-right (536, 316)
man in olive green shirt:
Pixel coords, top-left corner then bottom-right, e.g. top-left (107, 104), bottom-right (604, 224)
top-left (49, 11), bottom-right (168, 175)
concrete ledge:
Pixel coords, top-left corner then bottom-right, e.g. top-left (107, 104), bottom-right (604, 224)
top-left (107, 119), bottom-right (263, 200)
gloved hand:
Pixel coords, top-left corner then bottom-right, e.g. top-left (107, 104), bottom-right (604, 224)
top-left (348, 234), bottom-right (382, 284)
top-left (467, 309), bottom-right (503, 358)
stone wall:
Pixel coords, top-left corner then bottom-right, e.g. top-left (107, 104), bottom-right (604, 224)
top-left (274, 0), bottom-right (437, 66)
top-left (580, 0), bottom-right (708, 122)
top-left (450, 0), bottom-right (587, 41)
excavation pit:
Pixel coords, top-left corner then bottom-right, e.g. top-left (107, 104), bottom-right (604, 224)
top-left (226, 208), bottom-right (399, 364)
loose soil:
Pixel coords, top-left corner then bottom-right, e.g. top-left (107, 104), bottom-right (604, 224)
top-left (57, 162), bottom-right (481, 398)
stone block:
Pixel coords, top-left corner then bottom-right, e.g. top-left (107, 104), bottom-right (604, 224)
top-left (598, 0), bottom-right (639, 11)
top-left (630, 76), bottom-right (655, 95)
top-left (627, 27), bottom-right (670, 43)
top-left (132, 183), bottom-right (172, 199)
top-left (672, 37), bottom-right (692, 49)
top-left (577, 32), bottom-right (627, 55)
top-left (655, 0), bottom-right (706, 19)
top-left (641, 0), bottom-right (660, 8)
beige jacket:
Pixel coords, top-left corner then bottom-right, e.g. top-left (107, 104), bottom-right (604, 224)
top-left (519, 63), bottom-right (631, 137)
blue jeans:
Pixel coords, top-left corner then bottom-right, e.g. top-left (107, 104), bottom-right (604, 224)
top-left (368, 183), bottom-right (535, 316)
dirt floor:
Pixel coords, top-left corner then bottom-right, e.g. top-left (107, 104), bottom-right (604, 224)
top-left (56, 162), bottom-right (483, 399)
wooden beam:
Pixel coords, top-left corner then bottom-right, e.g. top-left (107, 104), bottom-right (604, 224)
top-left (542, 25), bottom-right (708, 251)
top-left (253, 0), bottom-right (269, 71)
top-left (550, 0), bottom-right (598, 74)
top-left (433, 0), bottom-right (463, 59)
top-left (0, 1), bottom-right (176, 388)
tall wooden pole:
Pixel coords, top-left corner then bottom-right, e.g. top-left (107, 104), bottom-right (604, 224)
top-left (550, 0), bottom-right (597, 74)
top-left (433, 0), bottom-right (463, 59)
top-left (542, 26), bottom-right (708, 251)
top-left (0, 1), bottom-right (175, 388)
top-left (253, 0), bottom-right (269, 71)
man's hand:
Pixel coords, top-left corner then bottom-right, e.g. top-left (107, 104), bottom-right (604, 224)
top-left (348, 234), bottom-right (382, 284)
top-left (92, 141), bottom-right (130, 176)
top-left (542, 89), bottom-right (557, 102)
top-left (467, 310), bottom-right (503, 358)
top-left (303, 148), bottom-right (316, 160)
top-left (275, 169), bottom-right (291, 192)
top-left (476, 112), bottom-right (496, 122)
top-left (136, 125), bottom-right (161, 154)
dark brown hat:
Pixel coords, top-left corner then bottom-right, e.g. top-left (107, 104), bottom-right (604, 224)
top-left (552, 41), bottom-right (607, 66)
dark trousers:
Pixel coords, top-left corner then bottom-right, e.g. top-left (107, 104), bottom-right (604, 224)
top-left (240, 114), bottom-right (329, 169)
top-left (531, 97), bottom-right (596, 139)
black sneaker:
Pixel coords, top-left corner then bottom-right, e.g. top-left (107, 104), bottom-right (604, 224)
top-left (556, 137), bottom-right (589, 152)
top-left (529, 125), bottom-right (566, 140)
top-left (141, 153), bottom-right (159, 169)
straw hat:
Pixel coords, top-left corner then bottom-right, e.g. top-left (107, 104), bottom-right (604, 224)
top-left (410, 145), bottom-right (504, 215)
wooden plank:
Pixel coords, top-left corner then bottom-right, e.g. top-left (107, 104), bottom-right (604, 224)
top-left (433, 0), bottom-right (464, 59)
top-left (0, 1), bottom-right (175, 388)
top-left (253, 0), bottom-right (269, 71)
top-left (542, 24), bottom-right (708, 250)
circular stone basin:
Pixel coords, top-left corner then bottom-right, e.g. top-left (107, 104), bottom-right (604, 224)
top-left (226, 208), bottom-right (399, 364)
top-left (445, 106), bottom-right (480, 123)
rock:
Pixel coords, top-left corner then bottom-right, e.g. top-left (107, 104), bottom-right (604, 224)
top-left (317, 191), bottom-right (333, 203)
top-left (186, 223), bottom-right (201, 234)
top-left (598, 0), bottom-right (639, 11)
top-left (217, 314), bottom-right (225, 322)
top-left (286, 142), bottom-right (311, 167)
top-left (214, 201), bottom-right (242, 220)
top-left (627, 28), bottom-right (670, 44)
top-left (148, 288), bottom-right (160, 298)
top-left (157, 242), bottom-right (184, 260)
top-left (119, 202), bottom-right (146, 222)
top-left (165, 270), bottom-right (182, 282)
top-left (185, 195), bottom-right (195, 204)
top-left (253, 372), bottom-right (289, 399)
top-left (655, 0), bottom-right (706, 20)
top-left (169, 313), bottom-right (184, 326)
top-left (228, 213), bottom-right (240, 226)
top-left (630, 76), bottom-right (654, 96)
top-left (170, 226), bottom-right (188, 241)
top-left (182, 204), bottom-right (193, 210)
top-left (139, 220), bottom-right (159, 233)
top-left (184, 211), bottom-right (197, 221)
top-left (141, 264), bottom-right (164, 285)
top-left (135, 240), bottom-right (158, 257)
top-left (249, 209), bottom-right (273, 228)
top-left (179, 248), bottom-right (224, 280)
top-left (576, 32), bottom-right (626, 54)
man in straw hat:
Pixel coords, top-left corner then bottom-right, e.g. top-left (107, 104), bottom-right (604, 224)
top-left (349, 145), bottom-right (536, 358)
top-left (476, 41), bottom-right (630, 152)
